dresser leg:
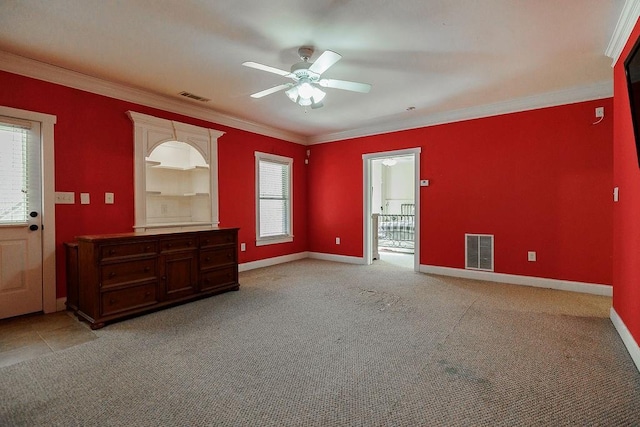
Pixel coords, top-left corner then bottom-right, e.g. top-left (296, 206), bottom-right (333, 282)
top-left (90, 322), bottom-right (105, 330)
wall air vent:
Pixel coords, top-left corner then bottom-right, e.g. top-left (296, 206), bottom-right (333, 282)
top-left (465, 234), bottom-right (494, 271)
top-left (178, 91), bottom-right (211, 102)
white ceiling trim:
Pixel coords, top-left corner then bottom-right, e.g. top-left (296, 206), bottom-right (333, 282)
top-left (0, 50), bottom-right (613, 147)
top-left (0, 50), bottom-right (307, 144)
top-left (605, 0), bottom-right (640, 66)
top-left (308, 81), bottom-right (613, 145)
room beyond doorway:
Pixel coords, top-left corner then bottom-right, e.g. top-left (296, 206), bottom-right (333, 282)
top-left (363, 148), bottom-right (421, 271)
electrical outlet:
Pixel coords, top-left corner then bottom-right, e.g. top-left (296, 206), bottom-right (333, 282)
top-left (80, 193), bottom-right (90, 205)
top-left (528, 251), bottom-right (537, 262)
top-left (336, 237), bottom-right (341, 245)
top-left (240, 242), bottom-right (246, 252)
top-left (595, 107), bottom-right (604, 118)
top-left (105, 192), bottom-right (114, 204)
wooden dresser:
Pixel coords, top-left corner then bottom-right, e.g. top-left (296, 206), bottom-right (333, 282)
top-left (72, 228), bottom-right (239, 329)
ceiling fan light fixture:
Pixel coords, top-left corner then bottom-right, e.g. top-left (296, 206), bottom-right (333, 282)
top-left (299, 97), bottom-right (312, 107)
top-left (285, 86), bottom-right (299, 102)
top-left (297, 81), bottom-right (314, 99)
top-left (311, 87), bottom-right (326, 103)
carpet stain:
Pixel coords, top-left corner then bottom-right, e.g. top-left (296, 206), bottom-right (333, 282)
top-left (440, 361), bottom-right (491, 387)
top-left (357, 288), bottom-right (406, 312)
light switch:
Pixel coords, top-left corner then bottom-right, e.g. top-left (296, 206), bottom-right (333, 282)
top-left (54, 192), bottom-right (75, 204)
top-left (80, 193), bottom-right (90, 205)
top-left (420, 179), bottom-right (429, 187)
top-left (105, 192), bottom-right (114, 204)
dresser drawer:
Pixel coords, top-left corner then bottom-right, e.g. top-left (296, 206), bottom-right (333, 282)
top-left (199, 231), bottom-right (236, 248)
top-left (200, 248), bottom-right (236, 269)
top-left (160, 236), bottom-right (197, 253)
top-left (200, 266), bottom-right (237, 291)
top-left (100, 258), bottom-right (157, 287)
top-left (100, 241), bottom-right (157, 261)
top-left (101, 283), bottom-right (158, 316)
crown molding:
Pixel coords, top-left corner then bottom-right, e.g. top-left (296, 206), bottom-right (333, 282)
top-left (308, 80), bottom-right (613, 145)
top-left (0, 50), bottom-right (307, 145)
top-left (605, 0), bottom-right (640, 66)
top-left (0, 50), bottom-right (614, 147)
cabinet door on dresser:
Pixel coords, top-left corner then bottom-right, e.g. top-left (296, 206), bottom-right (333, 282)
top-left (159, 235), bottom-right (198, 300)
top-left (198, 229), bottom-right (238, 292)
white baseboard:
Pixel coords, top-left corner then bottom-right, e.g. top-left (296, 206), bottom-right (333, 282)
top-left (610, 307), bottom-right (640, 373)
top-left (308, 252), bottom-right (365, 265)
top-left (239, 252), bottom-right (310, 272)
top-left (56, 297), bottom-right (67, 312)
top-left (420, 265), bottom-right (612, 296)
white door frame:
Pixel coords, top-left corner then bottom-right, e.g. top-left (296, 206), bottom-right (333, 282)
top-left (0, 105), bottom-right (57, 313)
top-left (363, 147), bottom-right (421, 271)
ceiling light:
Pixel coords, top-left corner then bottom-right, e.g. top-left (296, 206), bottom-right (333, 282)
top-left (298, 80), bottom-right (314, 99)
top-left (285, 82), bottom-right (325, 107)
top-left (382, 158), bottom-right (397, 166)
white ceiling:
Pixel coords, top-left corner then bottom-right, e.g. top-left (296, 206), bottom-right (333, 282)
top-left (0, 1), bottom-right (625, 144)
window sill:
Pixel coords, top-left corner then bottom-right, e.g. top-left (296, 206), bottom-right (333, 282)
top-left (256, 235), bottom-right (293, 246)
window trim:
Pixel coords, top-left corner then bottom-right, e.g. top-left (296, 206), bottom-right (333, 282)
top-left (255, 151), bottom-right (293, 246)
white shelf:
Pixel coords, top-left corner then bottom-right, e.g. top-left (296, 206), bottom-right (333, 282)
top-left (146, 191), bottom-right (209, 197)
top-left (148, 164), bottom-right (209, 171)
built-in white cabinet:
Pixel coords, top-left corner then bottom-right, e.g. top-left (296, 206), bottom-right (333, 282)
top-left (128, 111), bottom-right (225, 231)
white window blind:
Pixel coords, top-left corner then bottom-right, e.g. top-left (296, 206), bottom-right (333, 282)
top-left (256, 152), bottom-right (293, 245)
top-left (0, 117), bottom-right (31, 224)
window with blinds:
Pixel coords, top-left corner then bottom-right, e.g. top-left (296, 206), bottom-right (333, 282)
top-left (0, 117), bottom-right (32, 224)
top-left (255, 152), bottom-right (293, 245)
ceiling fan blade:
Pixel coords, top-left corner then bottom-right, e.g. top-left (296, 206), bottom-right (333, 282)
top-left (318, 79), bottom-right (371, 93)
top-left (250, 83), bottom-right (294, 98)
top-left (309, 50), bottom-right (342, 75)
top-left (242, 61), bottom-right (291, 77)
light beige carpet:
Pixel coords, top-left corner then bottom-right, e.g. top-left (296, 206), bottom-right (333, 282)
top-left (1, 258), bottom-right (638, 426)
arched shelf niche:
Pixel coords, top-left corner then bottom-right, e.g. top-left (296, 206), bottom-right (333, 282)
top-left (127, 111), bottom-right (225, 231)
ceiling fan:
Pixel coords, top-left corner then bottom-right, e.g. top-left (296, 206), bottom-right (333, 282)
top-left (242, 46), bottom-right (371, 109)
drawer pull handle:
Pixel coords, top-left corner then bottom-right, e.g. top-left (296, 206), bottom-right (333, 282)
top-left (187, 241), bottom-right (192, 246)
top-left (144, 267), bottom-right (150, 272)
top-left (109, 249), bottom-right (115, 255)
top-left (109, 272), bottom-right (116, 278)
top-left (203, 240), bottom-right (209, 245)
top-left (205, 257), bottom-right (211, 262)
top-left (145, 291), bottom-right (151, 297)
top-left (167, 243), bottom-right (173, 248)
top-left (227, 253), bottom-right (232, 258)
top-left (162, 275), bottom-right (166, 280)
top-left (145, 246), bottom-right (151, 251)
top-left (109, 298), bottom-right (116, 304)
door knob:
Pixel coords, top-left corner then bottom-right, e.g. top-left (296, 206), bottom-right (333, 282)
top-left (29, 224), bottom-right (39, 231)
top-left (29, 211), bottom-right (38, 218)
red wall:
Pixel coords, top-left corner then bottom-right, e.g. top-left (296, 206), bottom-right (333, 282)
top-left (0, 71), bottom-right (308, 298)
top-left (308, 100), bottom-right (613, 285)
top-left (613, 19), bottom-right (640, 344)
top-left (0, 68), bottom-right (615, 301)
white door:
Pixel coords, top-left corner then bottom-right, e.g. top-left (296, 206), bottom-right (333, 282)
top-left (0, 116), bottom-right (43, 319)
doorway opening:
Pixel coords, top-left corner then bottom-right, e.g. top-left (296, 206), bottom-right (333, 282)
top-left (363, 148), bottom-right (421, 271)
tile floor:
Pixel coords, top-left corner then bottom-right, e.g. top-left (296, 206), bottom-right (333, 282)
top-left (0, 311), bottom-right (97, 368)
top-left (378, 250), bottom-right (415, 269)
